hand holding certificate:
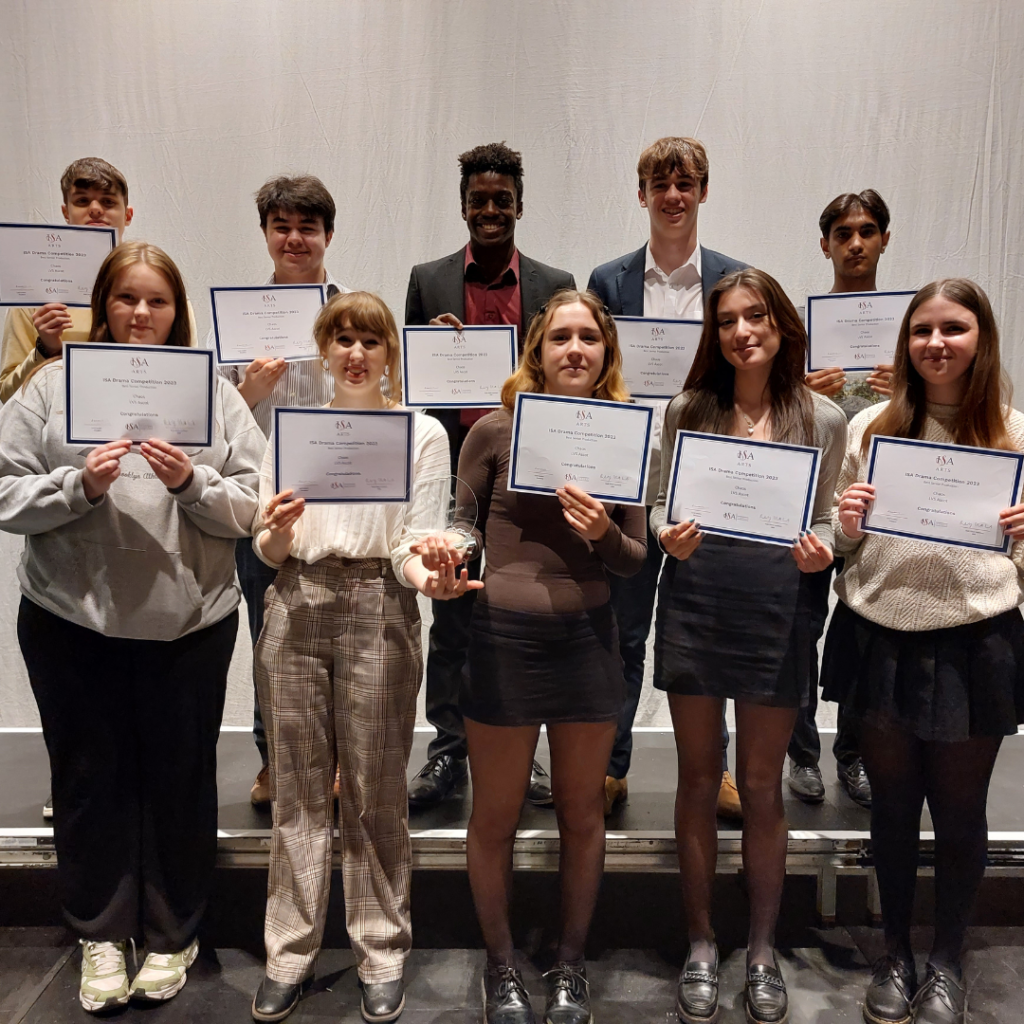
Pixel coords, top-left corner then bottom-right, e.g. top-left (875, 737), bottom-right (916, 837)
top-left (860, 436), bottom-right (1024, 552)
top-left (614, 316), bottom-right (703, 399)
top-left (806, 290), bottom-right (916, 371)
top-left (666, 432), bottom-right (821, 546)
top-left (210, 285), bottom-right (325, 363)
top-left (65, 343), bottom-right (215, 447)
top-left (0, 223), bottom-right (116, 306)
top-left (273, 408), bottom-right (413, 502)
top-left (508, 393), bottom-right (653, 504)
top-left (402, 325), bottom-right (516, 407)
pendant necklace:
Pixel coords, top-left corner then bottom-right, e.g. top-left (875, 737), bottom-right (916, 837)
top-left (740, 410), bottom-right (756, 436)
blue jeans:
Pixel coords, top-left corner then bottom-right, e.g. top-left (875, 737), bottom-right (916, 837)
top-left (608, 520), bottom-right (729, 779)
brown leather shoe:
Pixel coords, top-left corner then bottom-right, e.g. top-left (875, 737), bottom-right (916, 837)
top-left (603, 776), bottom-right (628, 817)
top-left (716, 771), bottom-right (742, 820)
top-left (251, 765), bottom-right (271, 806)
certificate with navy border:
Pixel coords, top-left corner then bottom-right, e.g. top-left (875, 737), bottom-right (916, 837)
top-left (210, 284), bottom-right (325, 364)
top-left (401, 325), bottom-right (517, 408)
top-left (64, 343), bottom-right (215, 447)
top-left (806, 290), bottom-right (916, 371)
top-left (273, 407), bottom-right (414, 503)
top-left (614, 316), bottom-right (702, 400)
top-left (0, 223), bottom-right (116, 307)
top-left (666, 432), bottom-right (821, 547)
top-left (507, 393), bottom-right (653, 505)
top-left (863, 435), bottom-right (1024, 553)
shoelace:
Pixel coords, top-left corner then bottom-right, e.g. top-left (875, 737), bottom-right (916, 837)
top-left (911, 969), bottom-right (963, 1011)
top-left (490, 963), bottom-right (528, 999)
top-left (83, 941), bottom-right (124, 975)
top-left (543, 962), bottom-right (589, 997)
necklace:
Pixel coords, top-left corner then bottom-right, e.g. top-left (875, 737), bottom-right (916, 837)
top-left (735, 402), bottom-right (768, 437)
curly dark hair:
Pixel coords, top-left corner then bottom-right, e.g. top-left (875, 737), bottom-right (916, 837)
top-left (458, 142), bottom-right (524, 205)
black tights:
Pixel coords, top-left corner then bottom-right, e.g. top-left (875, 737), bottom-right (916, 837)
top-left (860, 722), bottom-right (1002, 970)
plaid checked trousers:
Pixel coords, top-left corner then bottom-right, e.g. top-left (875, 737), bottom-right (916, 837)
top-left (255, 556), bottom-right (421, 984)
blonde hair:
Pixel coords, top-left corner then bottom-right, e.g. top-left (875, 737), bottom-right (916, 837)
top-left (637, 136), bottom-right (709, 192)
top-left (314, 291), bottom-right (402, 405)
top-left (500, 289), bottom-right (629, 409)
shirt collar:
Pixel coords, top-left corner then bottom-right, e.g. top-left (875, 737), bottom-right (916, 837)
top-left (645, 241), bottom-right (702, 283)
top-left (464, 244), bottom-right (520, 285)
top-left (265, 268), bottom-right (342, 288)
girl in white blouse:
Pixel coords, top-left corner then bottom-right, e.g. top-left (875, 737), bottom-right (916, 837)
top-left (249, 292), bottom-right (476, 1024)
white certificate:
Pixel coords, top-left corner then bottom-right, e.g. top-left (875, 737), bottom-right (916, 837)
top-left (402, 325), bottom-right (517, 407)
top-left (614, 316), bottom-right (702, 400)
top-left (65, 343), bottom-right (215, 447)
top-left (806, 290), bottom-right (916, 371)
top-left (0, 223), bottom-right (116, 307)
top-left (667, 432), bottom-right (821, 546)
top-left (273, 408), bottom-right (413, 503)
top-left (210, 285), bottom-right (325, 364)
top-left (863, 436), bottom-right (1024, 553)
top-left (508, 393), bottom-right (653, 504)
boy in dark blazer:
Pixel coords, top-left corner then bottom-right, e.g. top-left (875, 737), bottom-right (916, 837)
top-left (406, 142), bottom-right (575, 807)
top-left (588, 137), bottom-right (747, 819)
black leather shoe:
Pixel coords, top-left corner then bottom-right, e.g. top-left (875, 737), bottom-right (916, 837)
top-left (863, 955), bottom-right (916, 1024)
top-left (483, 962), bottom-right (536, 1024)
top-left (543, 961), bottom-right (590, 1024)
top-left (251, 975), bottom-right (311, 1022)
top-left (911, 963), bottom-right (966, 1024)
top-left (787, 761), bottom-right (825, 803)
top-left (677, 945), bottom-right (719, 1023)
top-left (360, 978), bottom-right (405, 1022)
top-left (408, 755), bottom-right (467, 807)
top-left (527, 761), bottom-right (554, 807)
top-left (838, 758), bottom-right (872, 809)
top-left (744, 956), bottom-right (787, 1024)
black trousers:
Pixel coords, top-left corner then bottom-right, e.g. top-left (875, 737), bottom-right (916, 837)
top-left (18, 597), bottom-right (235, 951)
top-left (787, 559), bottom-right (862, 769)
top-left (236, 537), bottom-right (279, 765)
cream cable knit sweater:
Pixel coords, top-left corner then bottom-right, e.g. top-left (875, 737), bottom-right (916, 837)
top-left (834, 401), bottom-right (1024, 631)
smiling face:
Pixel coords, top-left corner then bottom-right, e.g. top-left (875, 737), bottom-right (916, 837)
top-left (539, 302), bottom-right (607, 397)
top-left (264, 209), bottom-right (333, 283)
top-left (62, 185), bottom-right (133, 241)
top-left (639, 167), bottom-right (707, 242)
top-left (326, 316), bottom-right (389, 407)
top-left (716, 286), bottom-right (781, 373)
top-left (105, 263), bottom-right (177, 346)
top-left (907, 294), bottom-right (979, 401)
top-left (821, 206), bottom-right (889, 287)
top-left (461, 171), bottom-right (522, 249)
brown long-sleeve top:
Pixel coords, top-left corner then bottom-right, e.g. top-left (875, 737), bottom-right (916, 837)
top-left (455, 409), bottom-right (647, 614)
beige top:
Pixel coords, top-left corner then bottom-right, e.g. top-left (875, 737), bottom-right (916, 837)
top-left (650, 389), bottom-right (848, 551)
top-left (834, 401), bottom-right (1024, 631)
top-left (0, 302), bottom-right (199, 404)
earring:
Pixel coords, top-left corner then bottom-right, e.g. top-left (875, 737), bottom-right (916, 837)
top-left (384, 365), bottom-right (390, 375)
top-left (321, 358), bottom-right (329, 371)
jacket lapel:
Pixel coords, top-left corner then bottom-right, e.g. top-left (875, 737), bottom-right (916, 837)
top-left (436, 250), bottom-right (466, 323)
top-left (615, 244), bottom-right (647, 316)
top-left (519, 254), bottom-right (544, 335)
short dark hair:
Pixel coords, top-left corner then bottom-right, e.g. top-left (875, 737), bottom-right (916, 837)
top-left (255, 175), bottom-right (336, 236)
top-left (637, 137), bottom-right (709, 192)
top-left (60, 158), bottom-right (129, 204)
top-left (458, 142), bottom-right (524, 205)
top-left (819, 189), bottom-right (890, 238)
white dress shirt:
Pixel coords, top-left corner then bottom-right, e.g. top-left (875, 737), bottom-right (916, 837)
top-left (643, 241), bottom-right (704, 320)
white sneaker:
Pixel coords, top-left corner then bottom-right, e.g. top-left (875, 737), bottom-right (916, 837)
top-left (130, 937), bottom-right (199, 1002)
top-left (79, 940), bottom-right (130, 1012)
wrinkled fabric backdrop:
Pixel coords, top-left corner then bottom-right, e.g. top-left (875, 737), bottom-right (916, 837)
top-left (1, 0), bottom-right (1022, 725)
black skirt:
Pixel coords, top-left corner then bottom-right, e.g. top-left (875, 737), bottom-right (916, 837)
top-left (653, 535), bottom-right (821, 708)
top-left (461, 601), bottom-right (624, 727)
top-left (821, 601), bottom-right (1024, 742)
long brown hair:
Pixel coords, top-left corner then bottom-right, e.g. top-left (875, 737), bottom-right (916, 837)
top-left (678, 268), bottom-right (813, 444)
top-left (88, 241), bottom-right (191, 348)
top-left (314, 290), bottom-right (402, 406)
top-left (862, 278), bottom-right (1012, 453)
top-left (500, 289), bottom-right (629, 409)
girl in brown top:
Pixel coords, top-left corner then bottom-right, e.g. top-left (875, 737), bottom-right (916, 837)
top-left (418, 289), bottom-right (645, 1024)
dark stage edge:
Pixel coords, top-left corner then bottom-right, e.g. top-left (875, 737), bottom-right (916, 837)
top-left (4, 731), bottom-right (1024, 922)
top-left (4, 928), bottom-right (1024, 1023)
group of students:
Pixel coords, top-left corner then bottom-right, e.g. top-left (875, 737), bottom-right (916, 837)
top-left (0, 137), bottom-right (1021, 1024)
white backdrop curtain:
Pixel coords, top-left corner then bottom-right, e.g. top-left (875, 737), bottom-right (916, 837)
top-left (1, 0), bottom-right (1022, 724)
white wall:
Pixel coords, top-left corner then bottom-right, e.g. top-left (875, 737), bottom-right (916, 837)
top-left (2, 0), bottom-right (1022, 723)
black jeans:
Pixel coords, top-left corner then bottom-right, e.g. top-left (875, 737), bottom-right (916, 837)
top-left (236, 537), bottom-right (279, 766)
top-left (608, 520), bottom-right (729, 779)
top-left (787, 558), bottom-right (862, 770)
top-left (18, 598), bottom-right (235, 950)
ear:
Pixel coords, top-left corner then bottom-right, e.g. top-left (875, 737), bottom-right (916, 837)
top-left (461, 197), bottom-right (468, 223)
top-left (61, 204), bottom-right (70, 225)
top-left (123, 206), bottom-right (134, 230)
top-left (698, 184), bottom-right (709, 205)
top-left (880, 229), bottom-right (890, 253)
top-left (516, 200), bottom-right (523, 221)
top-left (819, 238), bottom-right (831, 259)
top-left (637, 186), bottom-right (648, 210)
top-left (324, 230), bottom-right (334, 250)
